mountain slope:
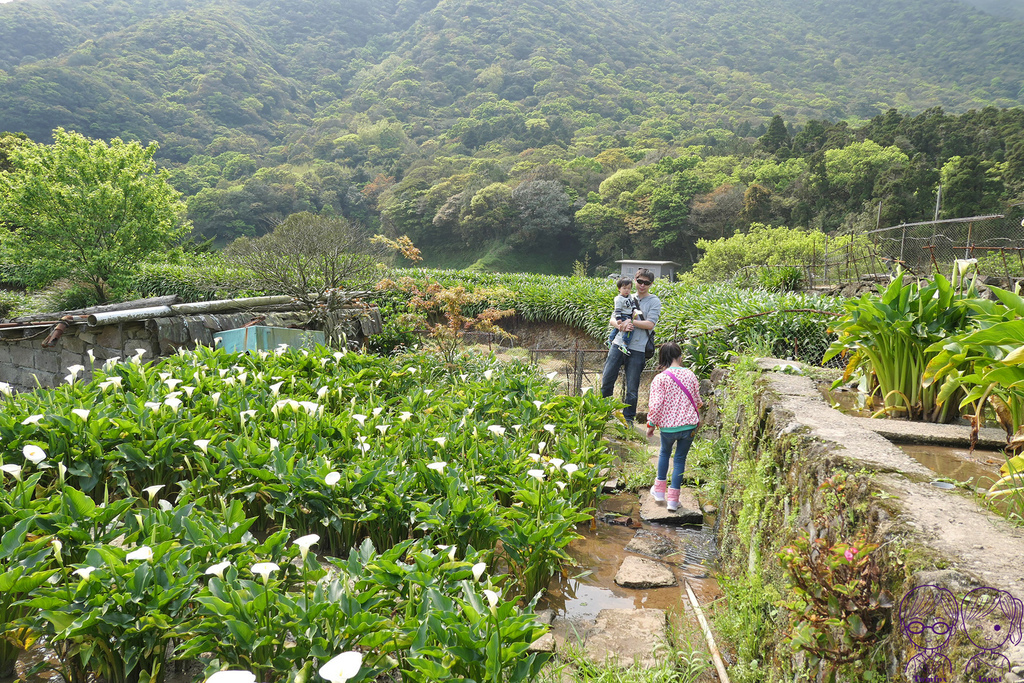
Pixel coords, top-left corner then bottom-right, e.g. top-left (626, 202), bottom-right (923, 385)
top-left (0, 0), bottom-right (1021, 158)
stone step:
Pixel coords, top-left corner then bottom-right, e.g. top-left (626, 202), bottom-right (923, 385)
top-left (639, 488), bottom-right (703, 525)
top-left (615, 556), bottom-right (677, 589)
top-left (535, 608), bottom-right (669, 668)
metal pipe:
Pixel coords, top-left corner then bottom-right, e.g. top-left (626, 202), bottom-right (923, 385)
top-left (684, 579), bottom-right (730, 683)
top-left (170, 295), bottom-right (293, 315)
top-left (88, 306), bottom-right (174, 326)
top-left (42, 315), bottom-right (75, 348)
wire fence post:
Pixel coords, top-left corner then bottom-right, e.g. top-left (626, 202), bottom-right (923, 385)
top-left (573, 340), bottom-right (584, 396)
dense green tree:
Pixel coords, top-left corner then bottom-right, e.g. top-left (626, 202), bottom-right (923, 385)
top-left (939, 155), bottom-right (1003, 218)
top-left (758, 115), bottom-right (791, 154)
top-left (0, 132), bottom-right (28, 173)
top-left (0, 128), bottom-right (189, 300)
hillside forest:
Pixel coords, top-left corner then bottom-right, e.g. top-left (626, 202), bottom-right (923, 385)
top-left (1, 0), bottom-right (1024, 273)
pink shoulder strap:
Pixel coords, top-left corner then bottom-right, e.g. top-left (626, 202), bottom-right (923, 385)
top-left (661, 370), bottom-right (699, 414)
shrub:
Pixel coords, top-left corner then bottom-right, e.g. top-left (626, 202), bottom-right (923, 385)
top-left (692, 224), bottom-right (873, 284)
top-left (118, 255), bottom-right (262, 302)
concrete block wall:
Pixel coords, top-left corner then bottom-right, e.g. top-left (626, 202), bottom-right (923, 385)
top-left (0, 309), bottom-right (371, 391)
top-left (0, 321), bottom-right (159, 390)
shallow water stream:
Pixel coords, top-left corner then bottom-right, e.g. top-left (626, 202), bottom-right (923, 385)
top-left (898, 443), bottom-right (1004, 489)
top-left (541, 492), bottom-right (722, 622)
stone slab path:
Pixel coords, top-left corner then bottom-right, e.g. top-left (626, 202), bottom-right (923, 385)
top-left (528, 426), bottom-right (716, 672)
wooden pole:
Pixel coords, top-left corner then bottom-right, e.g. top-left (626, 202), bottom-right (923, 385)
top-left (684, 580), bottom-right (731, 683)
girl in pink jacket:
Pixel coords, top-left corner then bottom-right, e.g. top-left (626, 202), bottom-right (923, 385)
top-left (645, 342), bottom-right (701, 511)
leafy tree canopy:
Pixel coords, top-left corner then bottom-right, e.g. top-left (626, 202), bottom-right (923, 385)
top-left (0, 128), bottom-right (189, 301)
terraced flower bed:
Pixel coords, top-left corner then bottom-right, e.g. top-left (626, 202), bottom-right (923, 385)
top-left (0, 345), bottom-right (619, 683)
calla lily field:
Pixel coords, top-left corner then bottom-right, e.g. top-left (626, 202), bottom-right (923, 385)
top-left (0, 344), bottom-right (620, 683)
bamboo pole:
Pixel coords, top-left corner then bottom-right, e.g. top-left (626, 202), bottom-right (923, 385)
top-left (684, 580), bottom-right (731, 683)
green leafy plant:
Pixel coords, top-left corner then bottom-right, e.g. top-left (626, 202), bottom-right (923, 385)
top-left (776, 476), bottom-right (892, 682)
top-left (757, 265), bottom-right (804, 292)
top-left (824, 270), bottom-right (972, 422)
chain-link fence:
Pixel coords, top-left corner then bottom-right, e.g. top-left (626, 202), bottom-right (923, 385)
top-left (726, 213), bottom-right (1024, 290)
top-left (868, 214), bottom-right (1024, 283)
top-left (729, 243), bottom-right (886, 291)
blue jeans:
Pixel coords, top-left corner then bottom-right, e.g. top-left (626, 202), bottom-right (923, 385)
top-left (601, 345), bottom-right (646, 422)
top-left (657, 429), bottom-right (695, 489)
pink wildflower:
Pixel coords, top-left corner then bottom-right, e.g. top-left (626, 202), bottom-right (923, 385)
top-left (844, 546), bottom-right (858, 562)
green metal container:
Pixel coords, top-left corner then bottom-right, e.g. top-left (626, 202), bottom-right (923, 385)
top-left (215, 326), bottom-right (325, 353)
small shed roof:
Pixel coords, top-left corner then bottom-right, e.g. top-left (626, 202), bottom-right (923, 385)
top-left (615, 260), bottom-right (681, 267)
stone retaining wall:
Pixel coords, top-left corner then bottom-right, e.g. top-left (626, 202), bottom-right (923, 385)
top-left (722, 358), bottom-right (1024, 682)
top-left (0, 311), bottom-right (370, 390)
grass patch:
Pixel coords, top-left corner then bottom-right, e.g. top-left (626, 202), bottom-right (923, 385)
top-left (537, 637), bottom-right (709, 683)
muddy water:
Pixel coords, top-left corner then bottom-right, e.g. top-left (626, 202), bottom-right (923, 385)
top-left (817, 382), bottom-right (1007, 489)
top-left (898, 443), bottom-right (1004, 488)
top-left (540, 492), bottom-right (722, 622)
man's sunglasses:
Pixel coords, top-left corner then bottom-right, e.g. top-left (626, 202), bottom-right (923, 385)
top-left (635, 279), bottom-right (652, 286)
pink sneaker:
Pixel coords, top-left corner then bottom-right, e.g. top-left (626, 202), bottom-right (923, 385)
top-left (666, 488), bottom-right (681, 512)
top-left (652, 479), bottom-right (667, 503)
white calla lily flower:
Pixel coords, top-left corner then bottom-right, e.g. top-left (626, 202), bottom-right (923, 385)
top-left (142, 485), bottom-right (164, 500)
top-left (251, 562), bottom-right (280, 583)
top-left (206, 561), bottom-right (231, 579)
top-left (0, 464), bottom-right (22, 481)
top-left (483, 589), bottom-right (500, 614)
top-left (73, 566), bottom-right (97, 579)
top-left (205, 670), bottom-right (256, 683)
top-left (22, 444), bottom-right (46, 464)
top-left (126, 546), bottom-right (153, 562)
top-left (319, 652), bottom-right (363, 683)
top-left (294, 534), bottom-right (320, 561)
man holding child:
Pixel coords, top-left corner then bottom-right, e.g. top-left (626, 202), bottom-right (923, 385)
top-left (601, 267), bottom-right (661, 425)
